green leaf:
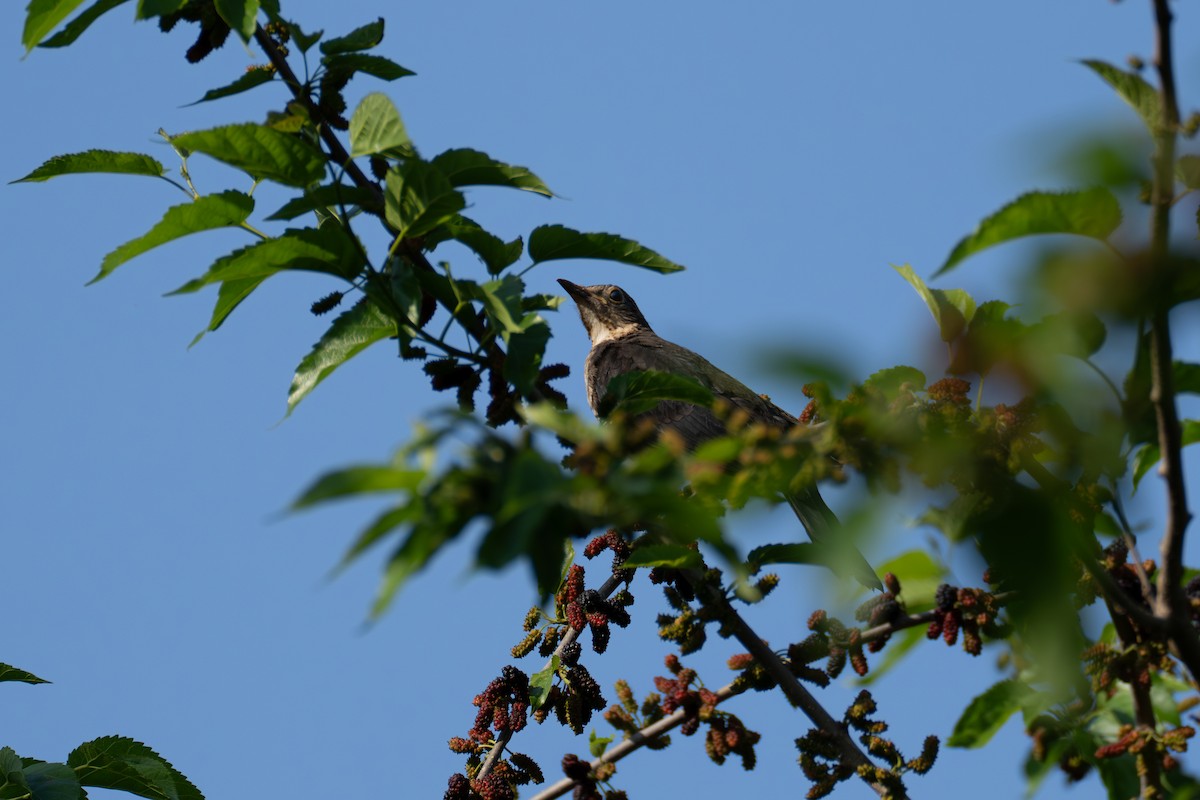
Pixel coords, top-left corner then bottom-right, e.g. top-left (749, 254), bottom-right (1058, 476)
top-left (1131, 419), bottom-right (1200, 491)
top-left (1177, 156), bottom-right (1200, 189)
top-left (505, 319), bottom-right (551, 395)
top-left (168, 224), bottom-right (361, 295)
top-left (873, 549), bottom-right (946, 611)
top-left (0, 747), bottom-right (30, 800)
top-left (588, 730), bottom-right (614, 758)
top-left (12, 150), bottom-right (164, 183)
top-left (622, 543), bottom-right (703, 569)
top-left (528, 225), bottom-right (685, 273)
top-left (947, 679), bottom-right (1034, 748)
top-left (745, 542), bottom-right (821, 570)
top-left (91, 191), bottom-right (254, 284)
top-left (22, 762), bottom-right (81, 800)
top-left (293, 464), bottom-right (422, 508)
top-left (348, 93), bottom-right (412, 158)
top-left (1081, 59), bottom-right (1162, 133)
top-left (893, 264), bottom-right (976, 341)
top-left (428, 216), bottom-right (523, 275)
top-left (68, 736), bottom-right (201, 800)
top-left (937, 188), bottom-right (1122, 276)
top-left (135, 0), bottom-right (186, 19)
top-left (385, 161), bottom-right (466, 241)
top-left (22, 0), bottom-right (87, 53)
top-left (38, 0), bottom-right (130, 48)
top-left (862, 364), bottom-right (926, 400)
top-left (856, 625), bottom-right (924, 686)
top-left (287, 300), bottom-right (398, 415)
top-left (172, 124), bottom-right (325, 187)
top-left (213, 0), bottom-right (257, 41)
top-left (431, 148), bottom-right (552, 197)
top-left (190, 276), bottom-right (267, 344)
top-left (320, 53), bottom-right (413, 82)
top-left (266, 184), bottom-right (381, 221)
top-left (373, 518), bottom-right (460, 616)
top-left (284, 21), bottom-right (321, 52)
top-left (0, 663), bottom-right (50, 684)
top-left (187, 68), bottom-right (275, 105)
top-left (596, 370), bottom-right (714, 417)
top-left (319, 17), bottom-right (383, 55)
top-left (529, 657), bottom-right (560, 708)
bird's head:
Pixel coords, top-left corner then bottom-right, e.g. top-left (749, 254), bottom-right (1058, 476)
top-left (557, 279), bottom-right (652, 345)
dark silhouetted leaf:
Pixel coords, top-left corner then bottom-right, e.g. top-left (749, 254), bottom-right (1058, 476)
top-left (322, 53), bottom-right (413, 81)
top-left (68, 736), bottom-right (201, 800)
top-left (529, 225), bottom-right (684, 272)
top-left (187, 68), bottom-right (275, 105)
top-left (319, 17), bottom-right (383, 55)
top-left (1132, 419), bottom-right (1200, 491)
top-left (431, 148), bottom-right (552, 197)
top-left (266, 184), bottom-right (381, 220)
top-left (0, 663), bottom-right (49, 684)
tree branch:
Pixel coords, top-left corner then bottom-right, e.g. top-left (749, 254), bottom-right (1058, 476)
top-left (1146, 0), bottom-right (1195, 660)
top-left (685, 569), bottom-right (897, 798)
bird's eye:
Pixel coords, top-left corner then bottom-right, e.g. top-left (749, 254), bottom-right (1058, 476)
top-left (609, 289), bottom-right (625, 303)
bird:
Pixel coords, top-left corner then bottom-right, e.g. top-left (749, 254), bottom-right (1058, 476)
top-left (557, 278), bottom-right (882, 591)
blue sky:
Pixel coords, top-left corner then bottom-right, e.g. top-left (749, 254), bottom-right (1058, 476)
top-left (5, 2), bottom-right (1199, 798)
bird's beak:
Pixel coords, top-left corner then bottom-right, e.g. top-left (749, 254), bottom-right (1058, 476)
top-left (557, 278), bottom-right (592, 305)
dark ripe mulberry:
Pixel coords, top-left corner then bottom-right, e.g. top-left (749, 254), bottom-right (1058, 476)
top-left (445, 773), bottom-right (471, 800)
top-left (561, 753), bottom-right (591, 782)
top-left (471, 773), bottom-right (514, 800)
top-left (590, 621), bottom-right (610, 654)
top-left (310, 291), bottom-right (344, 316)
top-left (935, 583), bottom-right (957, 611)
top-left (942, 611), bottom-right (960, 646)
top-left (560, 640), bottom-right (582, 666)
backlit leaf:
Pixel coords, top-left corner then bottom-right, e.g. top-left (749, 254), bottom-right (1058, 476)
top-left (937, 188), bottom-right (1121, 276)
top-left (91, 190), bottom-right (254, 284)
top-left (319, 17), bottom-right (383, 55)
top-left (12, 150), bottom-right (164, 183)
top-left (384, 161), bottom-right (466, 240)
top-left (947, 680), bottom-right (1034, 748)
top-left (597, 369), bottom-right (713, 417)
top-left (287, 299), bottom-right (398, 414)
top-left (172, 123), bottom-right (325, 187)
top-left (22, 0), bottom-right (87, 53)
top-left (38, 0), bottom-right (130, 48)
top-left (349, 93), bottom-right (412, 158)
top-left (1081, 59), bottom-right (1162, 133)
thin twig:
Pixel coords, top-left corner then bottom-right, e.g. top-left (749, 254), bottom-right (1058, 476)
top-left (685, 569), bottom-right (897, 798)
top-left (1109, 491), bottom-right (1155, 604)
top-left (475, 572), bottom-right (630, 781)
top-left (529, 682), bottom-right (742, 800)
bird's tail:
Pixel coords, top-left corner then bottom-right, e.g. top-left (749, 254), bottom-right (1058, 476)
top-left (785, 483), bottom-right (883, 591)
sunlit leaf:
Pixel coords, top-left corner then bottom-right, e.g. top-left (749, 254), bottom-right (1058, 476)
top-left (213, 0), bottom-right (257, 41)
top-left (38, 0), bottom-right (130, 48)
top-left (622, 543), bottom-right (703, 569)
top-left (349, 93), bottom-right (412, 158)
top-left (293, 464), bottom-right (422, 507)
top-left (589, 730), bottom-right (614, 758)
top-left (937, 188), bottom-right (1121, 276)
top-left (385, 161), bottom-right (466, 240)
top-left (893, 264), bottom-right (976, 341)
top-left (21, 0), bottom-right (87, 53)
top-left (12, 150), bottom-right (164, 183)
top-left (168, 224), bottom-right (361, 295)
top-left (427, 216), bottom-right (523, 275)
top-left (529, 225), bottom-right (684, 272)
top-left (91, 190), bottom-right (254, 284)
top-left (172, 123), bottom-right (325, 187)
top-left (947, 679), bottom-right (1034, 748)
top-left (1081, 59), bottom-right (1162, 133)
top-left (862, 364), bottom-right (926, 400)
top-left (286, 300), bottom-right (398, 415)
top-left (529, 657), bottom-right (560, 708)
